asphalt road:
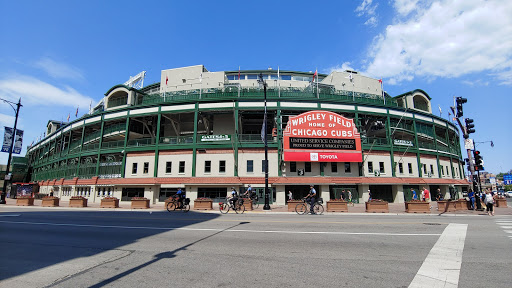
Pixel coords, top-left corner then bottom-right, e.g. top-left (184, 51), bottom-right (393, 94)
top-left (0, 207), bottom-right (511, 288)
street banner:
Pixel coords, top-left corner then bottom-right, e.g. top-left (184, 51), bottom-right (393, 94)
top-left (13, 129), bottom-right (23, 154)
top-left (1, 127), bottom-right (14, 153)
top-left (283, 111), bottom-right (362, 162)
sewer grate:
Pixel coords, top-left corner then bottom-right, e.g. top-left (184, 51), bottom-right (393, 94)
top-left (423, 223), bottom-right (442, 225)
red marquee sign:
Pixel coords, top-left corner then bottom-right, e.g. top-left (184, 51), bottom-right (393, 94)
top-left (283, 111), bottom-right (362, 162)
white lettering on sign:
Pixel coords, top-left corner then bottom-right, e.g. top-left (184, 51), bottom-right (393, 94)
top-left (320, 155), bottom-right (338, 160)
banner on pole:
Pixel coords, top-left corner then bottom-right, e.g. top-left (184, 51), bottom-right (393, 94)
top-left (13, 129), bottom-right (23, 154)
top-left (1, 127), bottom-right (14, 153)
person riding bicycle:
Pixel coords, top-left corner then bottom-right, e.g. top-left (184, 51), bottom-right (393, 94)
top-left (306, 185), bottom-right (317, 214)
top-left (175, 188), bottom-right (184, 208)
top-left (229, 187), bottom-right (239, 208)
top-left (242, 184), bottom-right (253, 199)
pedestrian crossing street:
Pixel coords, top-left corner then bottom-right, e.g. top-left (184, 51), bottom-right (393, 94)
top-left (495, 218), bottom-right (512, 240)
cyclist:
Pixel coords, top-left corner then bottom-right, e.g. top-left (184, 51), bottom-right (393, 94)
top-left (306, 185), bottom-right (317, 214)
top-left (175, 188), bottom-right (184, 208)
top-left (229, 187), bottom-right (238, 208)
top-left (242, 184), bottom-right (253, 199)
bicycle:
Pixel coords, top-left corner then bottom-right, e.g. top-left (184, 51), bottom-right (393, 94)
top-left (166, 197), bottom-right (190, 212)
top-left (219, 197), bottom-right (245, 214)
top-left (249, 193), bottom-right (259, 209)
top-left (295, 198), bottom-right (324, 215)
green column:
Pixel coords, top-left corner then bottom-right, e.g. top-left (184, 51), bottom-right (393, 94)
top-left (412, 119), bottom-right (422, 177)
top-left (154, 111), bottom-right (161, 178)
top-left (76, 124), bottom-right (86, 177)
top-left (386, 114), bottom-right (396, 177)
top-left (276, 104), bottom-right (283, 177)
top-left (192, 103), bottom-right (199, 177)
top-left (120, 117), bottom-right (130, 178)
top-left (234, 103), bottom-right (239, 177)
top-left (95, 117), bottom-right (105, 176)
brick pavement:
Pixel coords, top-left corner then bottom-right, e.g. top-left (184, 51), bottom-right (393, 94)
top-left (3, 198), bottom-right (512, 216)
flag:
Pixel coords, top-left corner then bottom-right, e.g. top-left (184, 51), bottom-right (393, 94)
top-left (89, 100), bottom-right (92, 113)
top-left (312, 69), bottom-right (317, 82)
top-left (378, 79), bottom-right (382, 84)
top-left (75, 106), bottom-right (79, 117)
top-left (13, 129), bottom-right (23, 154)
top-left (261, 115), bottom-right (267, 143)
top-left (438, 105), bottom-right (442, 115)
top-left (1, 127), bottom-right (14, 153)
top-left (238, 66), bottom-right (241, 80)
top-left (66, 113), bottom-right (70, 122)
top-left (166, 75), bottom-right (168, 85)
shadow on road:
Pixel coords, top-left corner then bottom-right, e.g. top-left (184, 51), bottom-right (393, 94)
top-left (0, 210), bottom-right (221, 281)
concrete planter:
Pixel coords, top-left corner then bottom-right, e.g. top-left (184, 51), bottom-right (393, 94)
top-left (194, 199), bottom-right (213, 210)
top-left (455, 199), bottom-right (468, 210)
top-left (41, 197), bottom-right (59, 207)
top-left (100, 198), bottom-right (119, 208)
top-left (365, 201), bottom-right (389, 213)
top-left (405, 201), bottom-right (430, 213)
top-left (326, 201), bottom-right (348, 212)
top-left (287, 200), bottom-right (302, 212)
top-left (131, 199), bottom-right (150, 209)
top-left (241, 198), bottom-right (253, 211)
top-left (69, 198), bottom-right (88, 208)
top-left (496, 198), bottom-right (507, 208)
top-left (437, 200), bottom-right (457, 212)
top-left (16, 197), bottom-right (34, 206)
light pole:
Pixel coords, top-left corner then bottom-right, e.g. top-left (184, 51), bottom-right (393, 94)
top-left (258, 74), bottom-right (271, 210)
top-left (0, 98), bottom-right (22, 204)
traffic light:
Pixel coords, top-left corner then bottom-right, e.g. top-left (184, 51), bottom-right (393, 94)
top-left (456, 97), bottom-right (467, 118)
top-left (464, 118), bottom-right (475, 139)
top-left (473, 150), bottom-right (483, 171)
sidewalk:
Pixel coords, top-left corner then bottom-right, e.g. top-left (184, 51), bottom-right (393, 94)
top-left (2, 198), bottom-right (512, 216)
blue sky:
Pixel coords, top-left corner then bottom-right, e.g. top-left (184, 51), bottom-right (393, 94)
top-left (0, 0), bottom-right (510, 174)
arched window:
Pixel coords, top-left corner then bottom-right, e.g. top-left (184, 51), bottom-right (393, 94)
top-left (107, 90), bottom-right (128, 108)
top-left (413, 95), bottom-right (429, 112)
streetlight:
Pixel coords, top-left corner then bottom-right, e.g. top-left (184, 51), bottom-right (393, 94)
top-left (0, 98), bottom-right (22, 204)
top-left (258, 74), bottom-right (271, 210)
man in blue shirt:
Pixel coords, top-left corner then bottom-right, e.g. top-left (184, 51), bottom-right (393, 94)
top-left (411, 188), bottom-right (418, 200)
top-left (468, 189), bottom-right (475, 210)
top-left (176, 188), bottom-right (184, 208)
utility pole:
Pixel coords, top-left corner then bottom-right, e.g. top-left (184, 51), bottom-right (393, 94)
top-left (0, 98), bottom-right (22, 204)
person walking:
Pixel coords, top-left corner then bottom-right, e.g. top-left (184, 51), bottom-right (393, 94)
top-left (484, 189), bottom-right (495, 216)
top-left (288, 190), bottom-right (293, 201)
top-left (368, 189), bottom-right (372, 201)
top-left (411, 188), bottom-right (418, 200)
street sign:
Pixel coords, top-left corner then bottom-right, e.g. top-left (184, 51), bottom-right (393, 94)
top-left (464, 138), bottom-right (474, 150)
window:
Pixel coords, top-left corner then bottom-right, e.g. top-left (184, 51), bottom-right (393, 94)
top-left (205, 161), bottom-right (211, 173)
top-left (219, 160), bottom-right (226, 173)
top-left (305, 162), bottom-right (312, 173)
top-left (331, 162), bottom-right (337, 173)
top-left (441, 166), bottom-right (444, 175)
top-left (344, 163), bottom-right (351, 173)
top-left (430, 165), bottom-right (434, 174)
top-left (379, 162), bottom-right (385, 173)
top-left (281, 75), bottom-right (292, 80)
top-left (262, 160), bottom-right (266, 173)
top-left (290, 162), bottom-right (297, 172)
top-left (446, 166), bottom-right (449, 175)
top-left (408, 163), bottom-right (413, 174)
top-left (368, 162), bottom-right (373, 173)
top-left (179, 161), bottom-right (185, 173)
top-left (166, 161), bottom-right (172, 174)
top-left (247, 74), bottom-right (258, 80)
top-left (132, 163), bottom-right (137, 174)
top-left (399, 163), bottom-right (404, 174)
top-left (423, 164), bottom-right (427, 174)
top-left (143, 162), bottom-right (149, 174)
top-left (247, 160), bottom-right (253, 173)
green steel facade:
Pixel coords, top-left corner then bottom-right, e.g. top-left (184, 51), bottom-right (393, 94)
top-left (26, 67), bottom-right (467, 205)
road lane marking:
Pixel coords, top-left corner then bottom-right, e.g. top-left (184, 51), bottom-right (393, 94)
top-left (409, 223), bottom-right (467, 288)
top-left (0, 220), bottom-right (441, 236)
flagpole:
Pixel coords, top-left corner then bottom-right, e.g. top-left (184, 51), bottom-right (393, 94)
top-left (316, 68), bottom-right (319, 99)
top-left (0, 98), bottom-right (22, 204)
top-left (259, 73), bottom-right (270, 211)
top-left (278, 66), bottom-right (280, 98)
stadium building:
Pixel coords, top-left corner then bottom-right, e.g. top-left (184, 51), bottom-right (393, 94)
top-left (26, 65), bottom-right (468, 206)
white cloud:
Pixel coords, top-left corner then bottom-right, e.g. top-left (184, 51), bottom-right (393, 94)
top-left (0, 75), bottom-right (93, 108)
top-left (0, 113), bottom-right (15, 127)
top-left (329, 62), bottom-right (355, 73)
top-left (363, 0), bottom-right (512, 85)
top-left (356, 0), bottom-right (379, 27)
top-left (34, 57), bottom-right (84, 80)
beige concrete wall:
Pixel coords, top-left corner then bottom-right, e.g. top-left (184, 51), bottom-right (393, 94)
top-left (195, 153), bottom-right (235, 177)
top-left (364, 154), bottom-right (394, 177)
top-left (323, 71), bottom-right (382, 96)
top-left (125, 155), bottom-right (155, 178)
top-left (157, 154), bottom-right (193, 177)
top-left (237, 152), bottom-right (279, 177)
